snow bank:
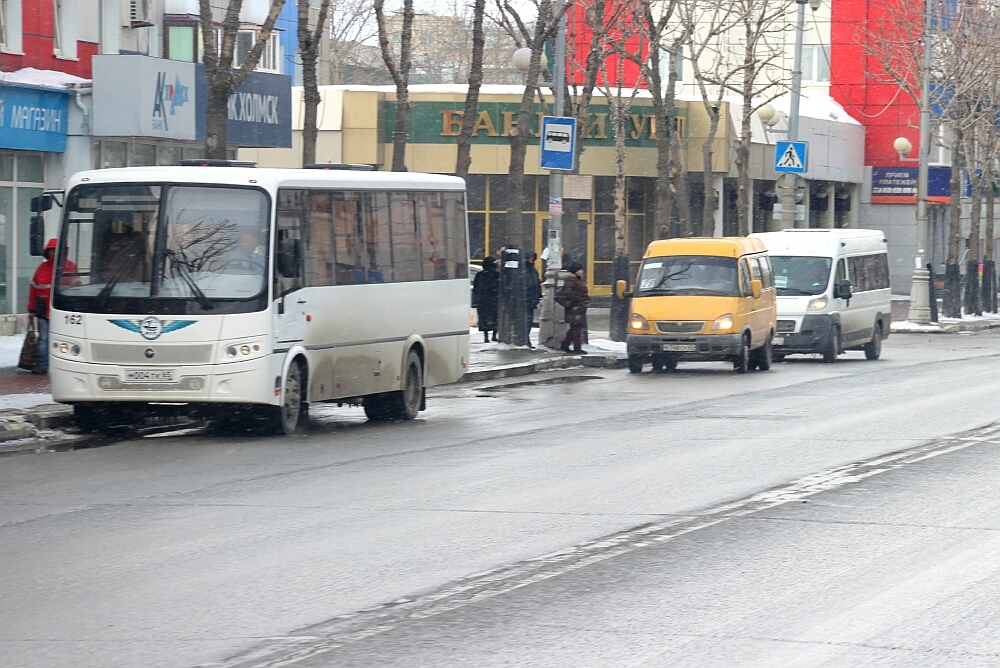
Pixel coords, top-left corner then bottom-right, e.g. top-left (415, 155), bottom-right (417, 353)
top-left (0, 67), bottom-right (88, 88)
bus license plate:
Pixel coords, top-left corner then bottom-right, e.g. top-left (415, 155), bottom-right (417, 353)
top-left (125, 369), bottom-right (176, 383)
top-left (662, 344), bottom-right (696, 352)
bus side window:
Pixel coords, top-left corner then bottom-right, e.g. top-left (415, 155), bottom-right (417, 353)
top-left (443, 191), bottom-right (469, 279)
top-left (332, 192), bottom-right (362, 285)
top-left (390, 193), bottom-right (422, 282)
top-left (305, 192), bottom-right (334, 287)
top-left (363, 192), bottom-right (392, 284)
top-left (417, 192), bottom-right (448, 281)
top-left (739, 258), bottom-right (752, 296)
top-left (275, 188), bottom-right (305, 298)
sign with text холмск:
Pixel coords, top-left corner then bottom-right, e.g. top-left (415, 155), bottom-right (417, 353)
top-left (0, 84), bottom-right (70, 152)
top-left (195, 66), bottom-right (292, 148)
top-left (384, 101), bottom-right (685, 146)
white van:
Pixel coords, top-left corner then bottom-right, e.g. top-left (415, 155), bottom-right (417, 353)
top-left (750, 229), bottom-right (891, 362)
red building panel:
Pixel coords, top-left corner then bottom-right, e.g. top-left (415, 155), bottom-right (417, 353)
top-left (0, 0), bottom-right (98, 77)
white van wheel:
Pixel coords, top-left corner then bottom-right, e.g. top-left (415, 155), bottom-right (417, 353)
top-left (865, 323), bottom-right (882, 360)
top-left (823, 327), bottom-right (840, 363)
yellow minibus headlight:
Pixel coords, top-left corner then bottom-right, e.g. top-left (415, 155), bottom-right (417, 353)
top-left (711, 314), bottom-right (734, 331)
top-left (630, 314), bottom-right (650, 331)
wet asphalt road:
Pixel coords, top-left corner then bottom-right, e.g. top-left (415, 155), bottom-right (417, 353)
top-left (3, 332), bottom-right (1000, 667)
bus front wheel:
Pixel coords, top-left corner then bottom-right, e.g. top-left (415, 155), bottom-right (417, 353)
top-left (269, 359), bottom-right (307, 435)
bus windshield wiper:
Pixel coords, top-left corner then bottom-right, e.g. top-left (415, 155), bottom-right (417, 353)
top-left (164, 250), bottom-right (215, 310)
top-left (94, 262), bottom-right (138, 310)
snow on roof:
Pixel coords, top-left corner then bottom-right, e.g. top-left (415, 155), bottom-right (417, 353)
top-left (0, 68), bottom-right (89, 89)
top-left (765, 91), bottom-right (860, 125)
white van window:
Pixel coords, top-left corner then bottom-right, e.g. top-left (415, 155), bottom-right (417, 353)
top-left (770, 256), bottom-right (832, 296)
top-left (835, 258), bottom-right (847, 286)
top-left (848, 254), bottom-right (889, 291)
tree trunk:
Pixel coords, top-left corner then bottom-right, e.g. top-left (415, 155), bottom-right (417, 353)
top-left (199, 0), bottom-right (286, 160)
top-left (965, 177), bottom-right (983, 316)
top-left (298, 0), bottom-right (330, 167)
top-left (944, 138), bottom-right (963, 318)
top-left (984, 181), bottom-right (996, 312)
top-left (455, 0), bottom-right (486, 178)
top-left (700, 110), bottom-right (720, 236)
top-left (737, 88), bottom-right (753, 236)
top-left (374, 0), bottom-right (413, 171)
top-left (505, 41), bottom-right (545, 249)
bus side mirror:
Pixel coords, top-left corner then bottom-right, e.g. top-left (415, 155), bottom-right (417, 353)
top-left (30, 194), bottom-right (54, 213)
top-left (750, 279), bottom-right (762, 300)
top-left (29, 216), bottom-right (45, 257)
top-left (835, 279), bottom-right (852, 300)
top-left (615, 279), bottom-right (631, 300)
top-left (277, 238), bottom-right (301, 278)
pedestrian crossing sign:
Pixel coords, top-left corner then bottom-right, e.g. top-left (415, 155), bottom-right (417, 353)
top-left (774, 141), bottom-right (808, 174)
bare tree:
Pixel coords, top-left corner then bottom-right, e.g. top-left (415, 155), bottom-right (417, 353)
top-left (727, 0), bottom-right (792, 235)
top-left (374, 0), bottom-right (415, 171)
top-left (322, 0), bottom-right (378, 85)
top-left (299, 0), bottom-right (333, 166)
top-left (455, 0), bottom-right (487, 178)
top-left (199, 0), bottom-right (287, 159)
top-left (682, 0), bottom-right (742, 236)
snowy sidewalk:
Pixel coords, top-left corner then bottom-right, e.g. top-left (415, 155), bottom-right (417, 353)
top-left (891, 312), bottom-right (1000, 334)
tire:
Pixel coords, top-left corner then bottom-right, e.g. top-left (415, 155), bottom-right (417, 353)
top-left (733, 335), bottom-right (750, 374)
top-left (755, 335), bottom-right (774, 371)
top-left (73, 403), bottom-right (107, 432)
top-left (651, 356), bottom-right (664, 372)
top-left (628, 356), bottom-right (644, 374)
top-left (864, 323), bottom-right (882, 360)
top-left (365, 350), bottom-right (423, 420)
top-left (823, 327), bottom-right (840, 364)
top-left (270, 359), bottom-right (307, 434)
top-left (774, 353), bottom-right (785, 362)
top-left (663, 356), bottom-right (678, 372)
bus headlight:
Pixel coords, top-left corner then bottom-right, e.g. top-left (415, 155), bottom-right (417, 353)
top-left (240, 345), bottom-right (251, 356)
top-left (711, 314), bottom-right (734, 330)
top-left (807, 297), bottom-right (829, 312)
top-left (54, 342), bottom-right (81, 356)
top-left (227, 347), bottom-right (237, 358)
top-left (630, 314), bottom-right (650, 331)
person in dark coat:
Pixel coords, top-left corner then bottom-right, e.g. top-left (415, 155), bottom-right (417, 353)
top-left (524, 251), bottom-right (542, 329)
top-left (558, 262), bottom-right (590, 353)
top-left (472, 256), bottom-right (500, 342)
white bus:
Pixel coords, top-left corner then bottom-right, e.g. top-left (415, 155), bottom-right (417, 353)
top-left (47, 165), bottom-right (471, 434)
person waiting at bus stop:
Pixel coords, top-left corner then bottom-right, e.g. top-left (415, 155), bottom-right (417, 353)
top-left (28, 239), bottom-right (60, 374)
top-left (558, 262), bottom-right (590, 354)
top-left (472, 256), bottom-right (500, 343)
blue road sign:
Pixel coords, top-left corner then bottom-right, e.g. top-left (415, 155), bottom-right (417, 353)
top-left (540, 116), bottom-right (576, 171)
top-left (775, 140), bottom-right (808, 174)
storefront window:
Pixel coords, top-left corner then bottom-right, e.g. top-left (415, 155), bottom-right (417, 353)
top-left (131, 143), bottom-right (156, 166)
top-left (0, 152), bottom-right (45, 314)
top-left (102, 141), bottom-right (127, 168)
top-left (157, 145), bottom-right (183, 165)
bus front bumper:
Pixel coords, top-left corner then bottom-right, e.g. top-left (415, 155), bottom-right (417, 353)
top-left (50, 357), bottom-right (278, 405)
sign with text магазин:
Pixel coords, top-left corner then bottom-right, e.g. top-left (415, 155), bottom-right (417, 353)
top-left (0, 84), bottom-right (70, 152)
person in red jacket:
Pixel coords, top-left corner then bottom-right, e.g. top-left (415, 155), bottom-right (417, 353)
top-left (27, 239), bottom-right (60, 374)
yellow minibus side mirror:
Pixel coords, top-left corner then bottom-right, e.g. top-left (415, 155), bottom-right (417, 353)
top-left (615, 279), bottom-right (631, 300)
top-left (750, 279), bottom-right (762, 300)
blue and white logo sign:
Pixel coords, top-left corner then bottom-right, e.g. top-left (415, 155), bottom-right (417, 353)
top-left (540, 116), bottom-right (576, 171)
top-left (0, 84), bottom-right (70, 153)
top-left (774, 141), bottom-right (808, 174)
top-left (109, 317), bottom-right (195, 340)
top-left (151, 72), bottom-right (190, 132)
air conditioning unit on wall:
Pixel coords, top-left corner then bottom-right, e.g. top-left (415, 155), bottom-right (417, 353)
top-left (124, 0), bottom-right (155, 28)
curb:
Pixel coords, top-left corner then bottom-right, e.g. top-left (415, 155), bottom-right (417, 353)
top-left (891, 320), bottom-right (1000, 335)
top-left (462, 353), bottom-right (627, 383)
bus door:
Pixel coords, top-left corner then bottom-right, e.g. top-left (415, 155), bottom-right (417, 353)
top-left (274, 191), bottom-right (307, 348)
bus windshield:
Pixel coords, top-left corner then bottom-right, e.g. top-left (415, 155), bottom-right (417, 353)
top-left (635, 255), bottom-right (740, 297)
top-left (54, 184), bottom-right (270, 314)
top-left (769, 256), bottom-right (832, 296)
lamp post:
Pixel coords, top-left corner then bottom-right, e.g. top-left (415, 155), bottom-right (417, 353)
top-left (894, 0), bottom-right (933, 325)
top-left (515, 1), bottom-right (568, 349)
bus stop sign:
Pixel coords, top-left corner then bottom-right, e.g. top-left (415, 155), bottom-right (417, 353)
top-left (540, 116), bottom-right (576, 171)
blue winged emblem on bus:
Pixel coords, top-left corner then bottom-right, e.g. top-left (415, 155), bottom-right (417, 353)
top-left (108, 317), bottom-right (196, 340)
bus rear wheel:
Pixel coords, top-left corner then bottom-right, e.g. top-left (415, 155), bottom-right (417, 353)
top-left (364, 350), bottom-right (424, 421)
